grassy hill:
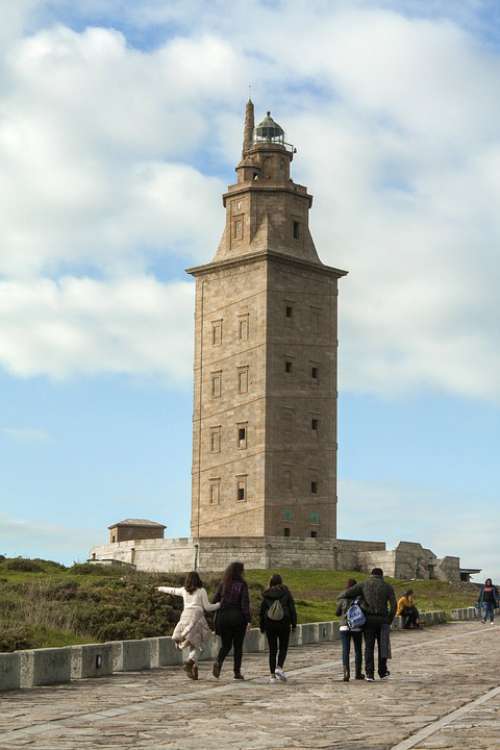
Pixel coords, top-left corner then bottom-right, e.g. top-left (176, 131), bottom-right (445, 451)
top-left (0, 557), bottom-right (478, 652)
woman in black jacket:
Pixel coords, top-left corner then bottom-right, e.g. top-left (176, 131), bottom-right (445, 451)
top-left (259, 574), bottom-right (297, 683)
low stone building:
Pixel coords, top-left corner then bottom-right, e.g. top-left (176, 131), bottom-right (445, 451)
top-left (107, 519), bottom-right (166, 544)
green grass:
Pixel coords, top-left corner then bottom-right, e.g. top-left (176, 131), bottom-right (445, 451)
top-left (246, 569), bottom-right (478, 623)
top-left (0, 557), bottom-right (478, 651)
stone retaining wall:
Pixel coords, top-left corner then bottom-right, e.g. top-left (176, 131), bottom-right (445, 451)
top-left (0, 607), bottom-right (477, 691)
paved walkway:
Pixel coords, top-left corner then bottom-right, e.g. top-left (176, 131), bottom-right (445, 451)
top-left (0, 621), bottom-right (499, 749)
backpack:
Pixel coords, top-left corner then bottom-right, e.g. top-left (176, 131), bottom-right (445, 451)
top-left (346, 599), bottom-right (366, 630)
top-left (266, 597), bottom-right (285, 621)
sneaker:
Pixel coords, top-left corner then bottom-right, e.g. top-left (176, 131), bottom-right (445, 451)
top-left (275, 667), bottom-right (287, 682)
top-left (184, 659), bottom-right (195, 679)
top-left (355, 673), bottom-right (365, 680)
top-left (366, 676), bottom-right (375, 682)
top-left (269, 675), bottom-right (278, 684)
top-left (212, 662), bottom-right (221, 679)
top-left (380, 672), bottom-right (391, 680)
top-left (233, 672), bottom-right (245, 680)
top-left (491, 621), bottom-right (495, 625)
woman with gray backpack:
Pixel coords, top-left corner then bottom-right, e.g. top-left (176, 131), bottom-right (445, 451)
top-left (259, 574), bottom-right (297, 683)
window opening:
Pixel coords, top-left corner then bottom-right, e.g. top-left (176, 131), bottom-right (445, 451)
top-left (284, 528), bottom-right (291, 537)
top-left (238, 424), bottom-right (247, 449)
top-left (238, 367), bottom-right (249, 394)
top-left (311, 480), bottom-right (318, 494)
top-left (236, 476), bottom-right (247, 502)
top-left (293, 221), bottom-right (300, 239)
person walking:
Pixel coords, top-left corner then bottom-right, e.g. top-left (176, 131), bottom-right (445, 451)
top-left (478, 578), bottom-right (499, 624)
top-left (337, 568), bottom-right (396, 682)
top-left (157, 571), bottom-right (220, 680)
top-left (212, 561), bottom-right (251, 680)
top-left (396, 589), bottom-right (421, 629)
top-left (260, 574), bottom-right (297, 683)
top-left (336, 577), bottom-right (364, 681)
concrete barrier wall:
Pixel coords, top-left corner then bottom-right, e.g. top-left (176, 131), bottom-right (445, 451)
top-left (0, 607), bottom-right (477, 692)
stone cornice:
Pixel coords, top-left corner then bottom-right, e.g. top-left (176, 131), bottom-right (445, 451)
top-left (186, 249), bottom-right (348, 278)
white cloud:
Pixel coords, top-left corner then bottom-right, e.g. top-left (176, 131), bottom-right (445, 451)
top-left (1, 427), bottom-right (50, 443)
top-left (0, 276), bottom-right (194, 381)
top-left (0, 3), bottom-right (498, 401)
top-left (0, 24), bottom-right (230, 277)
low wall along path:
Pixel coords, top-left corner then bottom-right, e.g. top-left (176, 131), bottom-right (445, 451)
top-left (1, 608), bottom-right (500, 749)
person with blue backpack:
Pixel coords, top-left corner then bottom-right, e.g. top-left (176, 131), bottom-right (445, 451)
top-left (336, 577), bottom-right (365, 681)
top-left (337, 568), bottom-right (397, 682)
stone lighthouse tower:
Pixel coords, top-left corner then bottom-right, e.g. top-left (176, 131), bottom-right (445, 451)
top-left (187, 101), bottom-right (347, 547)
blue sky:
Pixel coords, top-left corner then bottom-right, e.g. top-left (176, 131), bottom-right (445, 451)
top-left (0, 0), bottom-right (499, 580)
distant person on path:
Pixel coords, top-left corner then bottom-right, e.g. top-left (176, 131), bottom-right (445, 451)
top-left (336, 577), bottom-right (364, 681)
top-left (337, 568), bottom-right (397, 682)
top-left (397, 589), bottom-right (421, 629)
top-left (260, 574), bottom-right (297, 683)
top-left (478, 578), bottom-right (499, 624)
top-left (212, 561), bottom-right (251, 680)
top-left (157, 571), bottom-right (220, 680)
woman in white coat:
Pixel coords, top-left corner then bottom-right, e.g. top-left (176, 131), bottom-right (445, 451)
top-left (157, 571), bottom-right (220, 679)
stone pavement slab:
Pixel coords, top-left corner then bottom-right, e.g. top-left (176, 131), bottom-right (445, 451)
top-left (0, 621), bottom-right (499, 749)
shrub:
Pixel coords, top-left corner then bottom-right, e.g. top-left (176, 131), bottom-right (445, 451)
top-left (6, 558), bottom-right (44, 573)
top-left (68, 563), bottom-right (126, 576)
top-left (0, 627), bottom-right (34, 652)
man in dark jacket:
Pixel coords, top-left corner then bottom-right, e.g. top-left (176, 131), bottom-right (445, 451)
top-left (337, 568), bottom-right (397, 681)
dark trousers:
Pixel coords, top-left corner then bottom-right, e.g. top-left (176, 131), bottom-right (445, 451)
top-left (364, 625), bottom-right (387, 678)
top-left (265, 622), bottom-right (290, 673)
top-left (217, 609), bottom-right (247, 674)
top-left (340, 630), bottom-right (362, 674)
top-left (402, 606), bottom-right (420, 628)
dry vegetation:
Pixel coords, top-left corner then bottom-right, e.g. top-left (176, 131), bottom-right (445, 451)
top-left (0, 557), bottom-right (478, 652)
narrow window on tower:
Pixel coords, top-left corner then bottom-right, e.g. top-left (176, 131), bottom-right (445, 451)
top-left (238, 313), bottom-right (249, 341)
top-left (311, 365), bottom-right (319, 382)
top-left (232, 215), bottom-right (244, 240)
top-left (285, 359), bottom-right (293, 374)
top-left (237, 423), bottom-right (247, 449)
top-left (284, 527), bottom-right (291, 537)
top-left (210, 426), bottom-right (221, 453)
top-left (211, 371), bottom-right (222, 398)
top-left (211, 320), bottom-right (222, 346)
top-left (311, 480), bottom-right (318, 495)
top-left (236, 475), bottom-right (247, 502)
top-left (311, 417), bottom-right (319, 432)
top-left (292, 220), bottom-right (300, 240)
top-left (285, 303), bottom-right (293, 319)
top-left (209, 478), bottom-right (221, 505)
top-left (238, 366), bottom-right (249, 394)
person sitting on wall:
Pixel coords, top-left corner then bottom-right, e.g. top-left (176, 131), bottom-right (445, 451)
top-left (396, 589), bottom-right (421, 629)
